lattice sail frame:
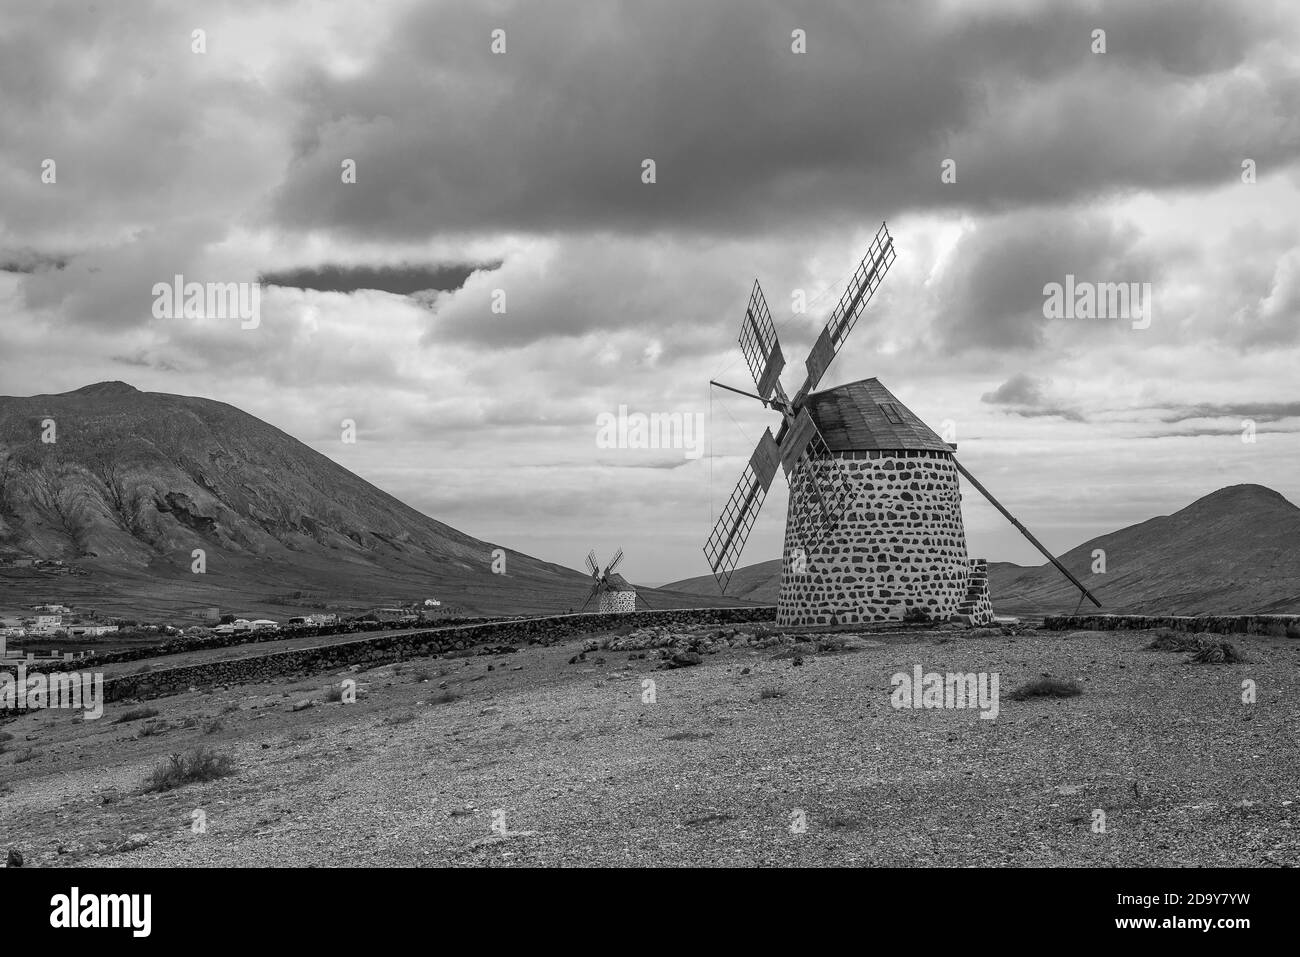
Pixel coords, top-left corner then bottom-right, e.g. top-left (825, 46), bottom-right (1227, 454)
top-left (703, 460), bottom-right (770, 593)
top-left (800, 223), bottom-right (896, 397)
top-left (738, 281), bottom-right (786, 403)
top-left (786, 427), bottom-right (853, 546)
top-left (704, 419), bottom-right (851, 592)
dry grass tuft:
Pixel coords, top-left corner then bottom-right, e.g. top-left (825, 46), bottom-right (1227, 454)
top-left (114, 707), bottom-right (159, 724)
top-left (143, 747), bottom-right (235, 793)
top-left (1006, 677), bottom-right (1084, 701)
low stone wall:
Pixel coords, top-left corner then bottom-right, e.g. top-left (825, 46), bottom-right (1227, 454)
top-left (101, 607), bottom-right (775, 703)
top-left (1043, 613), bottom-right (1300, 638)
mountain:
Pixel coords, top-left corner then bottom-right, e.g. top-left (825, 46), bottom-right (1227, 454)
top-left (668, 559), bottom-right (783, 606)
top-left (987, 484), bottom-right (1300, 615)
top-left (664, 485), bottom-right (1300, 616)
top-left (0, 382), bottom-right (743, 621)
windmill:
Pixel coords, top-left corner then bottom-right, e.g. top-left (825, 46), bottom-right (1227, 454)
top-left (705, 222), bottom-right (1101, 627)
top-left (580, 548), bottom-right (637, 614)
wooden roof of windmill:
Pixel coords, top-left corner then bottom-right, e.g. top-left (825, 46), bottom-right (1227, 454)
top-left (600, 573), bottom-right (634, 592)
top-left (803, 377), bottom-right (951, 453)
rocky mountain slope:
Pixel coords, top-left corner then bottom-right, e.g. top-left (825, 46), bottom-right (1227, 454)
top-left (0, 382), bottom-right (736, 620)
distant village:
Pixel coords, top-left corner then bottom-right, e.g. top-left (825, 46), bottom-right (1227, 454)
top-left (0, 556), bottom-right (84, 576)
top-left (0, 596), bottom-right (459, 644)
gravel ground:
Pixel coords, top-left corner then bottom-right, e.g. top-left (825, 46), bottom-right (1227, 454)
top-left (2, 625), bottom-right (1297, 867)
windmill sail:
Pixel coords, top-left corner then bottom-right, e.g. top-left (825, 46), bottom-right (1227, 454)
top-left (739, 280), bottom-right (786, 402)
top-left (578, 581), bottom-right (601, 612)
top-left (798, 222), bottom-right (896, 399)
top-left (788, 419), bottom-right (853, 540)
top-left (704, 431), bottom-right (783, 590)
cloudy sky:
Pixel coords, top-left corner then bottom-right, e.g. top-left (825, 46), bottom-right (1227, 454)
top-left (2, 0), bottom-right (1298, 586)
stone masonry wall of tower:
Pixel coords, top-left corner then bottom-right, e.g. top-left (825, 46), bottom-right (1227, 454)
top-left (598, 591), bottom-right (636, 614)
top-left (777, 450), bottom-right (971, 627)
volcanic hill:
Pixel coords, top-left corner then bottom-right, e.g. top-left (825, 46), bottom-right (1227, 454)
top-left (0, 382), bottom-right (736, 621)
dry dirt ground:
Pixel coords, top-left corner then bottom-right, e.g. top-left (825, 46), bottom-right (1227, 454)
top-left (2, 625), bottom-right (1297, 867)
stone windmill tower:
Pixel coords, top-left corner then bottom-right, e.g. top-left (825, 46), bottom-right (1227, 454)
top-left (704, 223), bottom-right (1100, 627)
top-left (580, 549), bottom-right (637, 614)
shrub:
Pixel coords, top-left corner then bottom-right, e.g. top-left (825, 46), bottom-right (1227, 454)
top-left (201, 718), bottom-right (224, 735)
top-left (1190, 642), bottom-right (1245, 664)
top-left (759, 686), bottom-right (786, 700)
top-left (12, 747), bottom-right (35, 764)
top-left (903, 606), bottom-right (932, 624)
top-left (322, 684), bottom-right (345, 703)
top-left (812, 635), bottom-right (848, 654)
top-left (428, 691), bottom-right (459, 706)
top-left (1006, 677), bottom-right (1083, 701)
top-left (1147, 630), bottom-right (1210, 652)
top-left (113, 707), bottom-right (160, 724)
top-left (136, 720), bottom-right (167, 738)
top-left (143, 747), bottom-right (235, 793)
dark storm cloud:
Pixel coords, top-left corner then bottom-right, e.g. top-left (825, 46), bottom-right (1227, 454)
top-left (935, 210), bottom-right (1159, 352)
top-left (0, 1), bottom-right (283, 240)
top-left (269, 0), bottom-right (1300, 239)
top-left (0, 251), bottom-right (67, 274)
top-left (1158, 401), bottom-right (1300, 423)
top-left (1140, 426), bottom-right (1298, 438)
top-left (981, 372), bottom-right (1085, 421)
top-left (260, 262), bottom-right (495, 295)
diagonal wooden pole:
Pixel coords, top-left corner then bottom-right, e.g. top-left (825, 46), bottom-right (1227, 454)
top-left (953, 458), bottom-right (1102, 609)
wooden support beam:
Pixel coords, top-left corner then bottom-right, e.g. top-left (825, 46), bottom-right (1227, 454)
top-left (953, 458), bottom-right (1102, 609)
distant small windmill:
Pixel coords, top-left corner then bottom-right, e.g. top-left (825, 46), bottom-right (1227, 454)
top-left (580, 548), bottom-right (637, 613)
top-left (705, 222), bottom-right (1101, 626)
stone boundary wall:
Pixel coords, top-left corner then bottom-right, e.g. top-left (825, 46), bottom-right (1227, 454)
top-left (1043, 613), bottom-right (1300, 638)
top-left (99, 607), bottom-right (776, 704)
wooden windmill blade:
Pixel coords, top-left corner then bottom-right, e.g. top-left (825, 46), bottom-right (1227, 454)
top-left (605, 547), bottom-right (624, 576)
top-left (704, 429), bottom-right (782, 591)
top-left (796, 222), bottom-right (896, 402)
top-left (778, 408), bottom-right (852, 539)
top-left (586, 551), bottom-right (600, 577)
top-left (738, 280), bottom-right (787, 404)
top-left (952, 458), bottom-right (1102, 608)
top-left (578, 580), bottom-right (601, 612)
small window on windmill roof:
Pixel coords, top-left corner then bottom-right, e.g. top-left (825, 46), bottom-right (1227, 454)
top-left (878, 402), bottom-right (905, 425)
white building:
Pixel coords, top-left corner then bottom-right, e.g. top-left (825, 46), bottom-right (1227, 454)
top-left (31, 614), bottom-right (63, 634)
top-left (68, 624), bottom-right (119, 638)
